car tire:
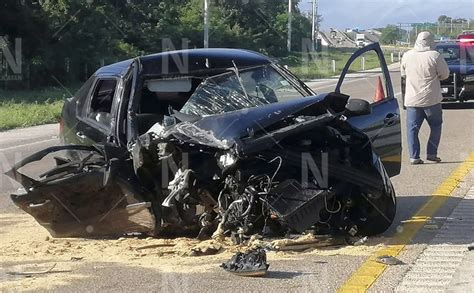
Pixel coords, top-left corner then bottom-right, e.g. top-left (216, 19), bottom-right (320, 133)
top-left (353, 184), bottom-right (397, 237)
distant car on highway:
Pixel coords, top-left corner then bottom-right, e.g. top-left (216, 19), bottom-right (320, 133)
top-left (435, 35), bottom-right (474, 102)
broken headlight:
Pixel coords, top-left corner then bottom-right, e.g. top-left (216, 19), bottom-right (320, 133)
top-left (218, 153), bottom-right (237, 169)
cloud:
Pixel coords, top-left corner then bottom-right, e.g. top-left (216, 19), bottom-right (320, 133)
top-left (300, 0), bottom-right (474, 29)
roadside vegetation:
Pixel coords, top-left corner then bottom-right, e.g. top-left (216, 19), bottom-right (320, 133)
top-left (378, 15), bottom-right (473, 45)
top-left (0, 88), bottom-right (73, 131)
top-left (0, 0), bottom-right (312, 131)
top-left (286, 49), bottom-right (397, 80)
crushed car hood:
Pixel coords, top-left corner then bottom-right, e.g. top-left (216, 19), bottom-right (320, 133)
top-left (190, 93), bottom-right (333, 142)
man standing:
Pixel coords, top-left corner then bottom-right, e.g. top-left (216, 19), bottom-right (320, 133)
top-left (401, 31), bottom-right (450, 165)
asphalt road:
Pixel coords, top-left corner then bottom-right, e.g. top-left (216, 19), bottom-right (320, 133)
top-left (0, 65), bottom-right (473, 292)
top-left (0, 124), bottom-right (60, 212)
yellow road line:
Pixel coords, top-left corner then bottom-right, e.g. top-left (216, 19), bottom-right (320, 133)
top-left (338, 152), bottom-right (474, 293)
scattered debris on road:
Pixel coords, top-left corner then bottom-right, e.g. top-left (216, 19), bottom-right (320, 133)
top-left (6, 263), bottom-right (68, 277)
top-left (189, 240), bottom-right (223, 256)
top-left (348, 236), bottom-right (369, 246)
top-left (0, 213), bottom-right (384, 291)
top-left (134, 243), bottom-right (175, 251)
top-left (221, 248), bottom-right (269, 277)
top-left (376, 255), bottom-right (405, 266)
top-left (270, 234), bottom-right (343, 251)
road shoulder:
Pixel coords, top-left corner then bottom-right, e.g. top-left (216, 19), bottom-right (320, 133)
top-left (396, 186), bottom-right (474, 292)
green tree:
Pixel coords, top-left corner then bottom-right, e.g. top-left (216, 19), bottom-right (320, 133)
top-left (438, 15), bottom-right (450, 23)
top-left (1, 0), bottom-right (311, 87)
top-left (380, 25), bottom-right (399, 45)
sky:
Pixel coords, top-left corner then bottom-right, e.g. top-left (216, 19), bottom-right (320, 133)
top-left (299, 0), bottom-right (474, 30)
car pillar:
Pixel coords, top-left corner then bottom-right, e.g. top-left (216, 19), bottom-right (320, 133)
top-left (453, 73), bottom-right (458, 100)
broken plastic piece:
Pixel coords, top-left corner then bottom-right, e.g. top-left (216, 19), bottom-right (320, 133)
top-left (347, 236), bottom-right (368, 246)
top-left (468, 243), bottom-right (474, 251)
top-left (189, 241), bottom-right (222, 256)
top-left (6, 263), bottom-right (67, 276)
top-left (220, 248), bottom-right (269, 277)
top-left (376, 255), bottom-right (405, 265)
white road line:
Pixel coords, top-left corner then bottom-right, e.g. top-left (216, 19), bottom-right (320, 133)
top-left (396, 187), bottom-right (474, 292)
top-left (0, 138), bottom-right (59, 153)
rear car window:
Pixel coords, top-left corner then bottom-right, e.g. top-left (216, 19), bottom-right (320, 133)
top-left (91, 79), bottom-right (116, 113)
top-left (87, 78), bottom-right (117, 128)
top-left (75, 76), bottom-right (95, 113)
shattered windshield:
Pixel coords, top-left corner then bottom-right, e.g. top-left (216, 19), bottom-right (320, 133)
top-left (180, 65), bottom-right (305, 116)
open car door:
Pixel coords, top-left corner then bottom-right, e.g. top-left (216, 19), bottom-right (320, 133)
top-left (335, 43), bottom-right (401, 177)
top-left (5, 145), bottom-right (156, 237)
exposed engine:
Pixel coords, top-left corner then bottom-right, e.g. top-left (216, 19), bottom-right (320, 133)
top-left (131, 109), bottom-right (396, 242)
top-left (6, 94), bottom-right (396, 241)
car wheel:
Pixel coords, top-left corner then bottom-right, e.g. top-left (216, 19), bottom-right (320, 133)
top-left (351, 185), bottom-right (397, 237)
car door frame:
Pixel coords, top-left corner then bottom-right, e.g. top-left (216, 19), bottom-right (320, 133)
top-left (335, 43), bottom-right (395, 98)
top-left (335, 43), bottom-right (402, 177)
top-left (76, 74), bottom-right (122, 146)
top-left (5, 144), bottom-right (156, 237)
top-left (115, 61), bottom-right (136, 146)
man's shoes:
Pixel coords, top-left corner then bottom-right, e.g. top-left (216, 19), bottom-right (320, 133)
top-left (426, 156), bottom-right (442, 163)
top-left (410, 158), bottom-right (424, 165)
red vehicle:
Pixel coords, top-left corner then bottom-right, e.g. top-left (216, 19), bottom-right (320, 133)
top-left (457, 32), bottom-right (474, 44)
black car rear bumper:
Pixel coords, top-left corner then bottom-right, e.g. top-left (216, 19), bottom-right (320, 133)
top-left (441, 73), bottom-right (474, 101)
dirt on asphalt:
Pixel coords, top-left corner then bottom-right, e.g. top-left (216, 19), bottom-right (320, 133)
top-left (0, 213), bottom-right (383, 291)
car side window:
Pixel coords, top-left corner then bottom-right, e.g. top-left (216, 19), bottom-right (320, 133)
top-left (86, 78), bottom-right (117, 129)
top-left (75, 76), bottom-right (95, 114)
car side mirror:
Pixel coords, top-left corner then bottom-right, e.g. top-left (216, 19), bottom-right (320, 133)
top-left (345, 99), bottom-right (372, 117)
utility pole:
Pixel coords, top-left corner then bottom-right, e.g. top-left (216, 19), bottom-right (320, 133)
top-left (311, 0), bottom-right (316, 51)
top-left (204, 0), bottom-right (209, 48)
top-left (398, 23), bottom-right (402, 46)
top-left (287, 0), bottom-right (292, 52)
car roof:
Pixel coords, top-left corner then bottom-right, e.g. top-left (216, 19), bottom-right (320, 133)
top-left (95, 59), bottom-right (134, 76)
top-left (96, 48), bottom-right (273, 77)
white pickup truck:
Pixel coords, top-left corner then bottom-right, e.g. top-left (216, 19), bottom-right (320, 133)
top-left (356, 33), bottom-right (366, 47)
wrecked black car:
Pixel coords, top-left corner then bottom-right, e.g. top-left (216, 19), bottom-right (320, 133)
top-left (6, 44), bottom-right (401, 241)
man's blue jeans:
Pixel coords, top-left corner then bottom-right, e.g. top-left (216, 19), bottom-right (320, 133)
top-left (406, 104), bottom-right (443, 160)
